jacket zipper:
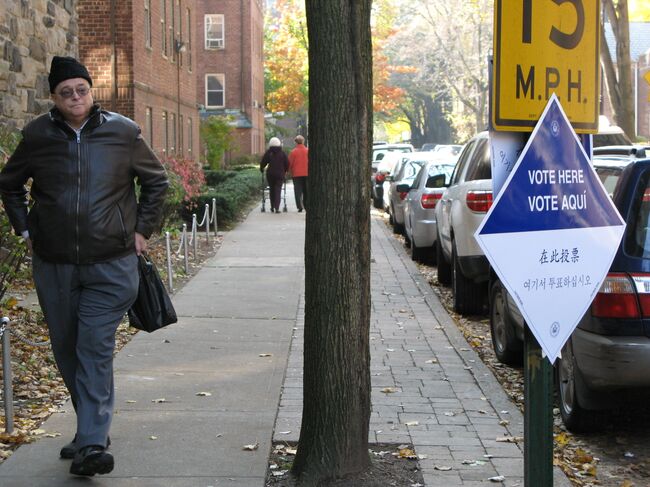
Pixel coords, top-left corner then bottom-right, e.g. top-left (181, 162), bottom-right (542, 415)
top-left (75, 130), bottom-right (81, 263)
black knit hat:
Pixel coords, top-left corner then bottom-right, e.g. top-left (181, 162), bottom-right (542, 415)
top-left (48, 56), bottom-right (93, 93)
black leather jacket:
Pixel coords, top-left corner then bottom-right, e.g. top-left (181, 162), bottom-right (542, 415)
top-left (0, 105), bottom-right (168, 264)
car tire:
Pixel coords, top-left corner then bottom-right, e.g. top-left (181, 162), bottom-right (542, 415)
top-left (489, 279), bottom-right (523, 366)
top-left (556, 340), bottom-right (598, 433)
top-left (372, 195), bottom-right (384, 209)
top-left (391, 210), bottom-right (404, 235)
top-left (436, 234), bottom-right (452, 286)
top-left (411, 241), bottom-right (424, 262)
top-left (452, 244), bottom-right (484, 315)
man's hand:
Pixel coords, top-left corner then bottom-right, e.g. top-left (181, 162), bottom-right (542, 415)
top-left (135, 232), bottom-right (147, 256)
top-left (23, 237), bottom-right (32, 256)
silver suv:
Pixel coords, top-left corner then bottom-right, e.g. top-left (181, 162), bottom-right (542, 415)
top-left (435, 132), bottom-right (492, 315)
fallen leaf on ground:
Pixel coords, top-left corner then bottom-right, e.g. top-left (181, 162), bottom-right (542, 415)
top-left (243, 443), bottom-right (259, 451)
top-left (196, 392), bottom-right (212, 397)
top-left (405, 421), bottom-right (419, 426)
top-left (151, 398), bottom-right (167, 403)
top-left (496, 436), bottom-right (523, 443)
top-left (150, 436), bottom-right (158, 440)
top-left (259, 353), bottom-right (272, 357)
top-left (381, 387), bottom-right (398, 394)
top-left (434, 465), bottom-right (452, 471)
top-left (395, 448), bottom-right (417, 459)
top-left (489, 475), bottom-right (506, 482)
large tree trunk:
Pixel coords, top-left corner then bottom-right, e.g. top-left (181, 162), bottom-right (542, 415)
top-left (601, 0), bottom-right (636, 139)
top-left (291, 0), bottom-right (373, 485)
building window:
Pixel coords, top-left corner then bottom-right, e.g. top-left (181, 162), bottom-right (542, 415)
top-left (205, 14), bottom-right (224, 49)
top-left (145, 107), bottom-right (153, 146)
top-left (144, 0), bottom-right (152, 48)
top-left (161, 0), bottom-right (168, 56)
top-left (162, 111), bottom-right (168, 154)
top-left (178, 114), bottom-right (184, 154)
top-left (186, 8), bottom-right (192, 71)
top-left (205, 74), bottom-right (225, 108)
top-left (170, 113), bottom-right (176, 153)
top-left (188, 117), bottom-right (193, 155)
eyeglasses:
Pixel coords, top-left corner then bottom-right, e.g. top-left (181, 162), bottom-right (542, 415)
top-left (56, 86), bottom-right (90, 99)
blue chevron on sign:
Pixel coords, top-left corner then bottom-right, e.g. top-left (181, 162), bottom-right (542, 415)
top-left (475, 95), bottom-right (625, 363)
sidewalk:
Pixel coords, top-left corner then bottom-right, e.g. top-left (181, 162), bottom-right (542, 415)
top-left (0, 188), bottom-right (570, 486)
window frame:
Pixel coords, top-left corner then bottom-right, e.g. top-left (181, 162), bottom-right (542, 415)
top-left (204, 14), bottom-right (225, 50)
top-left (144, 0), bottom-right (152, 49)
top-left (205, 73), bottom-right (225, 108)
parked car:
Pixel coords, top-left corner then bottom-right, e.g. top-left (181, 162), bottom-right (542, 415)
top-left (371, 143), bottom-right (414, 174)
top-left (489, 145), bottom-right (650, 432)
top-left (431, 144), bottom-right (463, 161)
top-left (593, 116), bottom-right (632, 148)
top-left (420, 143), bottom-right (437, 152)
top-left (399, 161), bottom-right (456, 263)
top-left (435, 131), bottom-right (492, 315)
top-left (386, 154), bottom-right (429, 234)
top-left (371, 152), bottom-right (408, 209)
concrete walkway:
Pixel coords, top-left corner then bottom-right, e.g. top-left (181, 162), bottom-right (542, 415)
top-left (0, 187), bottom-right (570, 486)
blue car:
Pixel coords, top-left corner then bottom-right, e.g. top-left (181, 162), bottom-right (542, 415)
top-left (489, 145), bottom-right (650, 432)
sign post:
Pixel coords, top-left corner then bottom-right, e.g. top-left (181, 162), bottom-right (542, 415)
top-left (490, 2), bottom-right (602, 484)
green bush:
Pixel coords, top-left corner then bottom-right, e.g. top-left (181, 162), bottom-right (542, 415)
top-left (203, 170), bottom-right (237, 186)
top-left (185, 168), bottom-right (261, 226)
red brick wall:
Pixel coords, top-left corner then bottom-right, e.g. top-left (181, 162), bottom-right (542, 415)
top-left (196, 0), bottom-right (265, 160)
top-left (78, 0), bottom-right (200, 160)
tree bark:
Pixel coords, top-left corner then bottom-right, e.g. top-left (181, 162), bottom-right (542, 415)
top-left (601, 0), bottom-right (636, 139)
top-left (291, 0), bottom-right (373, 485)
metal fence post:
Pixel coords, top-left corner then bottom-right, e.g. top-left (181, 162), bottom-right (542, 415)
top-left (192, 213), bottom-right (198, 260)
top-left (165, 231), bottom-right (173, 292)
top-left (204, 204), bottom-right (210, 244)
top-left (1, 317), bottom-right (14, 434)
top-left (212, 198), bottom-right (218, 236)
top-left (182, 223), bottom-right (189, 274)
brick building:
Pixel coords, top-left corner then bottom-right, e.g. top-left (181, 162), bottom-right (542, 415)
top-left (196, 0), bottom-right (265, 160)
top-left (78, 0), bottom-right (199, 160)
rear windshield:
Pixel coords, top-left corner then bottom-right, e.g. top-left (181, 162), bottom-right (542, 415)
top-left (624, 171), bottom-right (650, 258)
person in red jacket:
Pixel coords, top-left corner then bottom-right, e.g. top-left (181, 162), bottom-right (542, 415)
top-left (288, 135), bottom-right (309, 212)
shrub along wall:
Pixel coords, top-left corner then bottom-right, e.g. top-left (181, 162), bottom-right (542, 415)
top-left (187, 167), bottom-right (261, 226)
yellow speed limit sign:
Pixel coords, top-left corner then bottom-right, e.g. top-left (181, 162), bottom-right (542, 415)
top-left (492, 0), bottom-right (600, 133)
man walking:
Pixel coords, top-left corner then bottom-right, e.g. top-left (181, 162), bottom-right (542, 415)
top-left (288, 135), bottom-right (309, 212)
top-left (0, 56), bottom-right (168, 476)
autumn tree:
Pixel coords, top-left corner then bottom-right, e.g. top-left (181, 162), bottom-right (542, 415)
top-left (290, 0), bottom-right (373, 484)
top-left (264, 0), bottom-right (309, 114)
top-left (601, 0), bottom-right (636, 139)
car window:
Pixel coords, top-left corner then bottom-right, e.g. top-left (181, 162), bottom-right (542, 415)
top-left (412, 165), bottom-right (426, 188)
top-left (624, 171), bottom-right (650, 258)
top-left (402, 161), bottom-right (424, 181)
top-left (466, 139), bottom-right (491, 181)
top-left (426, 164), bottom-right (455, 187)
top-left (450, 140), bottom-right (476, 185)
top-left (594, 167), bottom-right (623, 197)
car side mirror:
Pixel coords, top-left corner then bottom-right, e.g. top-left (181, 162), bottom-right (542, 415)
top-left (426, 174), bottom-right (447, 188)
top-left (396, 183), bottom-right (411, 193)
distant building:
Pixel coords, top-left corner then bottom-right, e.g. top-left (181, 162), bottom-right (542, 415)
top-left (77, 0), bottom-right (200, 160)
top-left (196, 0), bottom-right (265, 161)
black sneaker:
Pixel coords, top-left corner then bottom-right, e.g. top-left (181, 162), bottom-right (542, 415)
top-left (61, 436), bottom-right (110, 460)
top-left (70, 445), bottom-right (114, 476)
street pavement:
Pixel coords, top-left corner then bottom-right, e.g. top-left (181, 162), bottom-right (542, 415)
top-left (0, 186), bottom-right (571, 486)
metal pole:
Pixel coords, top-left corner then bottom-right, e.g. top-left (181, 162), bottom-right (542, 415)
top-left (212, 198), bottom-right (218, 236)
top-left (204, 203), bottom-right (210, 244)
top-left (182, 223), bottom-right (189, 274)
top-left (524, 324), bottom-right (553, 486)
top-left (192, 213), bottom-right (198, 259)
top-left (2, 317), bottom-right (14, 434)
top-left (165, 231), bottom-right (173, 292)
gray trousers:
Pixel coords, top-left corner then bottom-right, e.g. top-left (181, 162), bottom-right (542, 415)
top-left (32, 253), bottom-right (139, 449)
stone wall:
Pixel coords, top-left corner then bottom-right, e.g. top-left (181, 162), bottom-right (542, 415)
top-left (0, 0), bottom-right (77, 129)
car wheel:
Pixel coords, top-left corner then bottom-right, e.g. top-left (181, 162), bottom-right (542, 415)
top-left (391, 211), bottom-right (404, 235)
top-left (489, 279), bottom-right (523, 366)
top-left (411, 241), bottom-right (424, 262)
top-left (372, 195), bottom-right (384, 209)
top-left (556, 340), bottom-right (597, 433)
top-left (436, 234), bottom-right (452, 286)
top-left (452, 244), bottom-right (485, 315)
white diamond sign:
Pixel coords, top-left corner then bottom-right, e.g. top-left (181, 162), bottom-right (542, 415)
top-left (475, 95), bottom-right (625, 363)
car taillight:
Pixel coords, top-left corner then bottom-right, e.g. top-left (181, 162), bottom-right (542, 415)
top-left (375, 173), bottom-right (386, 183)
top-left (591, 273), bottom-right (640, 318)
top-left (466, 191), bottom-right (493, 213)
top-left (631, 273), bottom-right (650, 317)
top-left (399, 191), bottom-right (408, 200)
top-left (421, 193), bottom-right (442, 209)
